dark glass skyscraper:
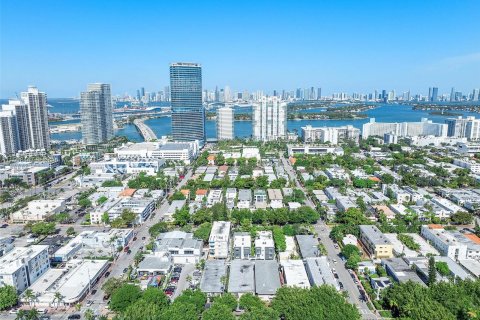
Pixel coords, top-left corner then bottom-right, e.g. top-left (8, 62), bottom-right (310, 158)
top-left (169, 62), bottom-right (205, 143)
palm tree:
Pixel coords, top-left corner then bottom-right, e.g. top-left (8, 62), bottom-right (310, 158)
top-left (97, 316), bottom-right (108, 320)
top-left (53, 292), bottom-right (64, 309)
top-left (26, 308), bottom-right (39, 320)
top-left (74, 303), bottom-right (82, 312)
top-left (23, 289), bottom-right (36, 307)
top-left (15, 309), bottom-right (28, 320)
top-left (84, 308), bottom-right (95, 320)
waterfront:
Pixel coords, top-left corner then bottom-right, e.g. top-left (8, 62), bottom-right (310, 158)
top-left (47, 103), bottom-right (480, 142)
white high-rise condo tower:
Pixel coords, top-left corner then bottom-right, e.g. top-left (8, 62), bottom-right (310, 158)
top-left (217, 106), bottom-right (234, 140)
top-left (252, 96), bottom-right (287, 141)
top-left (20, 86), bottom-right (50, 151)
top-left (80, 83), bottom-right (114, 145)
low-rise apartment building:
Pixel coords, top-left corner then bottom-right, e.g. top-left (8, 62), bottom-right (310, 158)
top-left (359, 225), bottom-right (393, 259)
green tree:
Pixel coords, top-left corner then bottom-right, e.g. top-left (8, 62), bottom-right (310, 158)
top-left (142, 287), bottom-right (170, 309)
top-left (101, 212), bottom-right (110, 225)
top-left (202, 304), bottom-right (235, 320)
top-left (240, 306), bottom-right (279, 320)
top-left (170, 191), bottom-right (186, 201)
top-left (381, 173), bottom-right (394, 184)
top-left (66, 226), bottom-right (75, 236)
top-left (78, 198), bottom-right (92, 208)
top-left (435, 261), bottom-right (450, 277)
top-left (193, 222), bottom-right (212, 243)
top-left (173, 207), bottom-right (190, 226)
top-left (173, 289), bottom-right (206, 315)
top-left (238, 293), bottom-right (265, 311)
top-left (0, 285), bottom-right (18, 310)
top-left (450, 211), bottom-right (474, 225)
top-left (212, 293), bottom-right (237, 311)
top-left (149, 221), bottom-right (169, 238)
top-left (341, 244), bottom-right (360, 259)
top-left (101, 277), bottom-right (126, 297)
top-left (160, 301), bottom-right (198, 320)
top-left (101, 180), bottom-right (123, 187)
top-left (272, 226), bottom-right (286, 252)
top-left (428, 256), bottom-right (437, 286)
top-left (109, 284), bottom-right (142, 312)
top-left (272, 286), bottom-right (361, 320)
top-left (121, 209), bottom-right (137, 226)
top-left (30, 222), bottom-right (56, 236)
top-left (84, 308), bottom-right (95, 320)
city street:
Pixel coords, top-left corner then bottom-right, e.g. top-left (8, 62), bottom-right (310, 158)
top-left (281, 156), bottom-right (379, 320)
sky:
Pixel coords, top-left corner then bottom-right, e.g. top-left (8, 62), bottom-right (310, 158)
top-left (1, 0), bottom-right (479, 98)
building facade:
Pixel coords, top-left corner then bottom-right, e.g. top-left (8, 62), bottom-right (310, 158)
top-left (301, 125), bottom-right (360, 144)
top-left (0, 87), bottom-right (50, 155)
top-left (170, 63), bottom-right (205, 143)
top-left (20, 87), bottom-right (50, 151)
top-left (216, 106), bottom-right (234, 140)
top-left (362, 118), bottom-right (447, 139)
top-left (253, 96), bottom-right (287, 141)
top-left (80, 83), bottom-right (114, 145)
top-left (0, 245), bottom-right (50, 293)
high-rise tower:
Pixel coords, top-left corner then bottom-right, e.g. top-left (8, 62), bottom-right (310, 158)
top-left (169, 62), bottom-right (205, 143)
top-left (80, 83), bottom-right (114, 145)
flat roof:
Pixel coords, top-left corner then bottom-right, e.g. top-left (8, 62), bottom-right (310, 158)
top-left (200, 260), bottom-right (226, 293)
top-left (458, 259), bottom-right (480, 278)
top-left (228, 260), bottom-right (255, 293)
top-left (267, 189), bottom-right (283, 200)
top-left (281, 260), bottom-right (310, 288)
top-left (30, 259), bottom-right (109, 305)
top-left (384, 233), bottom-right (418, 258)
top-left (255, 260), bottom-right (281, 295)
top-left (138, 255), bottom-right (172, 271)
top-left (238, 189), bottom-right (252, 201)
top-left (359, 225), bottom-right (391, 246)
top-left (0, 245), bottom-right (49, 274)
top-left (304, 257), bottom-right (339, 290)
top-left (296, 235), bottom-right (319, 259)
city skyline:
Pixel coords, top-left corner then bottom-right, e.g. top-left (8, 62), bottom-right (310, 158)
top-left (1, 1), bottom-right (479, 97)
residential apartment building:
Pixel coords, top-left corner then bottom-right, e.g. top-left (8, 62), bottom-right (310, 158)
top-left (154, 231), bottom-right (203, 264)
top-left (0, 87), bottom-right (50, 155)
top-left (420, 225), bottom-right (471, 260)
top-left (80, 83), bottom-right (114, 145)
top-left (0, 245), bottom-right (50, 293)
top-left (252, 96), bottom-right (287, 141)
top-left (233, 232), bottom-right (251, 259)
top-left (208, 221), bottom-right (231, 259)
top-left (359, 225), bottom-right (393, 259)
top-left (255, 231), bottom-right (275, 260)
top-left (301, 125), bottom-right (360, 144)
top-left (362, 118), bottom-right (447, 139)
top-left (217, 106), bottom-right (234, 140)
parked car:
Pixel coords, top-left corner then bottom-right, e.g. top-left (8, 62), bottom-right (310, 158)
top-left (124, 246), bottom-right (130, 252)
top-left (173, 266), bottom-right (182, 273)
top-left (91, 289), bottom-right (97, 295)
top-left (1, 223), bottom-right (8, 228)
top-left (339, 282), bottom-right (344, 289)
top-left (133, 237), bottom-right (137, 241)
top-left (67, 315), bottom-right (81, 320)
top-left (334, 273), bottom-right (339, 279)
top-left (170, 276), bottom-right (180, 283)
top-left (127, 250), bottom-right (132, 254)
top-left (104, 271), bottom-right (111, 278)
top-left (142, 237), bottom-right (146, 240)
